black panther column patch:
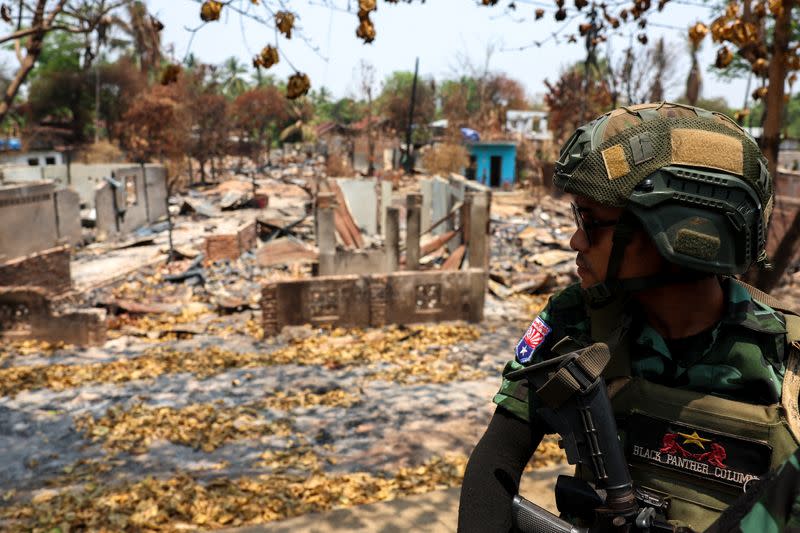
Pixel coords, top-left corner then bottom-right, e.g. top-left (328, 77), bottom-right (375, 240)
top-left (625, 413), bottom-right (773, 491)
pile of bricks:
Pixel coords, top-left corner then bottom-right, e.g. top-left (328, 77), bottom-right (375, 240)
top-left (203, 221), bottom-right (257, 263)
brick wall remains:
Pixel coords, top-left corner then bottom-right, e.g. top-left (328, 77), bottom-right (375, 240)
top-left (0, 286), bottom-right (106, 346)
top-left (0, 245), bottom-right (71, 294)
top-left (204, 221), bottom-right (257, 263)
top-left (261, 268), bottom-right (487, 337)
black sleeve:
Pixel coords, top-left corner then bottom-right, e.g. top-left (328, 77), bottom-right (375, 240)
top-left (457, 406), bottom-right (544, 533)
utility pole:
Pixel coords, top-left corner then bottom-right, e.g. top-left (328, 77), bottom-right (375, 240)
top-left (94, 65), bottom-right (100, 143)
top-left (582, 9), bottom-right (598, 120)
top-left (403, 57), bottom-right (419, 175)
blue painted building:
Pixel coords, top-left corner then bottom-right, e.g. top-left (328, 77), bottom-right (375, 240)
top-left (464, 141), bottom-right (517, 188)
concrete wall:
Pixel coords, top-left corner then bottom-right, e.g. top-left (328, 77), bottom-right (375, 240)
top-left (94, 165), bottom-right (167, 241)
top-left (1, 162), bottom-right (165, 207)
top-left (0, 182), bottom-right (60, 261)
top-left (54, 188), bottom-right (82, 246)
top-left (335, 178), bottom-right (378, 235)
top-left (143, 165), bottom-right (168, 221)
top-left (261, 268), bottom-right (486, 336)
top-left (94, 173), bottom-right (148, 240)
top-left (94, 181), bottom-right (117, 241)
top-left (0, 246), bottom-right (71, 294)
top-left (380, 180), bottom-right (392, 237)
top-left (417, 175), bottom-right (491, 258)
top-left (427, 177), bottom-right (450, 236)
top-left (0, 150), bottom-right (64, 167)
top-left (0, 287), bottom-right (106, 346)
top-left (319, 249), bottom-right (392, 276)
top-left (420, 179), bottom-right (432, 233)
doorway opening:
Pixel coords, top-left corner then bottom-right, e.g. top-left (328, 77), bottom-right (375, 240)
top-left (490, 155), bottom-right (502, 187)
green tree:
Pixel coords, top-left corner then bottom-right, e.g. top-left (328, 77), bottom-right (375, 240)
top-left (26, 31), bottom-right (84, 81)
top-left (329, 98), bottom-right (362, 125)
top-left (379, 71), bottom-right (436, 135)
top-left (23, 32), bottom-right (92, 142)
top-left (0, 1), bottom-right (131, 125)
top-left (221, 56), bottom-right (249, 98)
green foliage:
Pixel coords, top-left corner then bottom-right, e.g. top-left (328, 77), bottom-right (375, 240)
top-left (313, 88), bottom-right (363, 125)
top-left (378, 70), bottom-right (436, 132)
top-left (439, 78), bottom-right (481, 119)
top-left (23, 31), bottom-right (96, 142)
top-left (221, 56), bottom-right (250, 99)
top-left (27, 31), bottom-right (85, 83)
top-left (746, 95), bottom-right (800, 139)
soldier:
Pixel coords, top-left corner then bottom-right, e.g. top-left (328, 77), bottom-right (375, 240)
top-left (706, 444), bottom-right (800, 532)
top-left (458, 102), bottom-right (800, 532)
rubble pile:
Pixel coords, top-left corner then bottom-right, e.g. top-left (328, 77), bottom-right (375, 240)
top-left (488, 191), bottom-right (577, 301)
top-left (0, 179), bottom-right (573, 531)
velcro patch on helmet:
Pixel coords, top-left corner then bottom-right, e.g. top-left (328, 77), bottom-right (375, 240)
top-left (674, 228), bottom-right (721, 260)
top-left (671, 129), bottom-right (743, 176)
top-left (602, 144), bottom-right (630, 180)
top-left (629, 133), bottom-right (655, 165)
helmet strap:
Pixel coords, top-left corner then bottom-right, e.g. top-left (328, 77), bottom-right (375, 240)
top-left (583, 216), bottom-right (637, 308)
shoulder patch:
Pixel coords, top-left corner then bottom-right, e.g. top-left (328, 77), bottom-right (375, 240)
top-left (516, 316), bottom-right (552, 364)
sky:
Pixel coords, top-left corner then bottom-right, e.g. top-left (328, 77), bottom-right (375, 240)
top-left (147, 0), bottom-right (750, 108)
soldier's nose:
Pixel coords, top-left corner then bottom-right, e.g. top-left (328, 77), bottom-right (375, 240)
top-left (570, 228), bottom-right (589, 252)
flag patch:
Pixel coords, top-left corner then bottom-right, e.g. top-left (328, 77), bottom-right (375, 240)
top-left (515, 316), bottom-right (551, 364)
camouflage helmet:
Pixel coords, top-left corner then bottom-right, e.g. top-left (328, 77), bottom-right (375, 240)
top-left (554, 102), bottom-right (772, 275)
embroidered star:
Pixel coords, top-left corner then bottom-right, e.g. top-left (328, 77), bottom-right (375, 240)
top-left (678, 431), bottom-right (712, 449)
top-left (519, 346), bottom-right (528, 356)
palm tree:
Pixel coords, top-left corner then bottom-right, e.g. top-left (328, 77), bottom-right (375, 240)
top-left (108, 1), bottom-right (162, 75)
top-left (222, 56), bottom-right (249, 98)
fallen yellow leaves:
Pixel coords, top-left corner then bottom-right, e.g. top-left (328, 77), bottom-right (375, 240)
top-left (0, 323), bottom-right (480, 397)
top-left (259, 389), bottom-right (360, 410)
top-left (256, 443), bottom-right (330, 474)
top-left (73, 389), bottom-right (359, 455)
top-left (74, 403), bottom-right (293, 455)
top-left (0, 454), bottom-right (470, 531)
top-left (529, 436), bottom-right (568, 469)
top-left (0, 339), bottom-right (70, 358)
top-left (377, 354), bottom-right (487, 385)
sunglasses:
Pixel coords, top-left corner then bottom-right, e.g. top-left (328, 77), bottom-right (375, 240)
top-left (570, 202), bottom-right (619, 246)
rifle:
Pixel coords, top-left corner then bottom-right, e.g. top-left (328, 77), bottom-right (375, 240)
top-left (505, 342), bottom-right (692, 533)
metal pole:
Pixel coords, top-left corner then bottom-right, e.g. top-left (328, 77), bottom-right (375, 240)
top-left (94, 65), bottom-right (100, 143)
top-left (403, 58), bottom-right (419, 174)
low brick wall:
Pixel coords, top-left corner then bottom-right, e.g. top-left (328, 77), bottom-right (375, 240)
top-left (204, 221), bottom-right (257, 263)
top-left (0, 245), bottom-right (71, 294)
top-left (0, 286), bottom-right (106, 346)
top-left (261, 268), bottom-right (487, 336)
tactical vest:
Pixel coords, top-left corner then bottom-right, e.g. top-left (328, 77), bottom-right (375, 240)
top-left (576, 280), bottom-right (800, 532)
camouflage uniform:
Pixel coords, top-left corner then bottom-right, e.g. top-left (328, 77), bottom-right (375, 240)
top-left (494, 277), bottom-right (788, 422)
